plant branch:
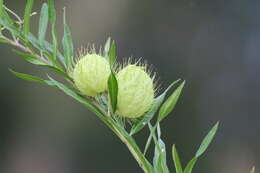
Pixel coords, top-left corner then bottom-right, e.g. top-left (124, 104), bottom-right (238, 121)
top-left (1, 35), bottom-right (51, 65)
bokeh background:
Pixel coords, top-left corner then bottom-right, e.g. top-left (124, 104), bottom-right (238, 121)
top-left (0, 0), bottom-right (259, 173)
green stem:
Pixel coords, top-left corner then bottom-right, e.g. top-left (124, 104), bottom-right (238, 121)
top-left (93, 106), bottom-right (153, 173)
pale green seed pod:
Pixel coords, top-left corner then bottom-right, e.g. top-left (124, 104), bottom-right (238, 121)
top-left (73, 54), bottom-right (110, 96)
top-left (117, 64), bottom-right (155, 118)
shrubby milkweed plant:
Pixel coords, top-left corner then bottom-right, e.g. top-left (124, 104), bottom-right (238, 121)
top-left (0, 1), bottom-right (255, 173)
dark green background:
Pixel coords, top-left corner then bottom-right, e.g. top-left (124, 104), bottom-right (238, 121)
top-left (0, 0), bottom-right (259, 173)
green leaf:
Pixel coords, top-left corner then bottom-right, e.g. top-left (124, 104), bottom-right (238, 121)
top-left (130, 79), bottom-right (181, 136)
top-left (47, 77), bottom-right (105, 120)
top-left (62, 8), bottom-right (74, 70)
top-left (107, 72), bottom-right (118, 113)
top-left (23, 0), bottom-right (34, 36)
top-left (47, 0), bottom-right (56, 23)
top-left (45, 65), bottom-right (73, 82)
top-left (0, 18), bottom-right (20, 36)
top-left (154, 139), bottom-right (170, 173)
top-left (9, 69), bottom-right (46, 84)
top-left (144, 123), bottom-right (156, 155)
top-left (108, 40), bottom-right (116, 67)
top-left (195, 122), bottom-right (219, 157)
top-left (0, 37), bottom-right (11, 44)
top-left (103, 37), bottom-right (111, 59)
top-left (158, 80), bottom-right (185, 122)
top-left (48, 0), bottom-right (58, 61)
top-left (13, 50), bottom-right (46, 65)
top-left (38, 3), bottom-right (48, 47)
top-left (184, 158), bottom-right (197, 173)
top-left (0, 0), bottom-right (3, 24)
top-left (250, 166), bottom-right (255, 173)
top-left (172, 145), bottom-right (183, 173)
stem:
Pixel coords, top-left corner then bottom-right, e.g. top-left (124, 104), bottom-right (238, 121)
top-left (93, 106), bottom-right (153, 173)
top-left (112, 124), bottom-right (154, 173)
top-left (1, 35), bottom-right (51, 65)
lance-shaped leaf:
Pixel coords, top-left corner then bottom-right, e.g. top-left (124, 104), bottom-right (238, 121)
top-left (23, 0), bottom-right (34, 36)
top-left (158, 80), bottom-right (185, 122)
top-left (62, 8), bottom-right (74, 69)
top-left (103, 37), bottom-right (111, 59)
top-left (9, 69), bottom-right (46, 84)
top-left (130, 79), bottom-right (181, 136)
top-left (47, 77), bottom-right (106, 122)
top-left (109, 40), bottom-right (116, 67)
top-left (195, 122), bottom-right (219, 157)
top-left (183, 158), bottom-right (197, 173)
top-left (0, 0), bottom-right (3, 29)
top-left (250, 166), bottom-right (255, 173)
top-left (48, 0), bottom-right (58, 61)
top-left (38, 3), bottom-right (48, 47)
top-left (172, 145), bottom-right (183, 173)
top-left (155, 139), bottom-right (170, 173)
top-left (13, 50), bottom-right (46, 65)
top-left (107, 71), bottom-right (118, 113)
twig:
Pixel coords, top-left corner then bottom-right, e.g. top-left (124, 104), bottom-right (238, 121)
top-left (1, 35), bottom-right (51, 65)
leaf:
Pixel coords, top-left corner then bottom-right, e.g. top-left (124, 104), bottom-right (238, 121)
top-left (158, 80), bottom-right (185, 122)
top-left (172, 145), bottom-right (183, 173)
top-left (130, 79), bottom-right (181, 136)
top-left (45, 65), bottom-right (73, 82)
top-left (62, 8), bottom-right (74, 70)
top-left (47, 77), bottom-right (105, 120)
top-left (0, 0), bottom-right (3, 23)
top-left (23, 0), bottom-right (34, 36)
top-left (48, 0), bottom-right (58, 61)
top-left (184, 157), bottom-right (197, 173)
top-left (47, 0), bottom-right (56, 23)
top-left (103, 37), bottom-right (111, 59)
top-left (195, 122), bottom-right (219, 157)
top-left (9, 69), bottom-right (46, 84)
top-left (0, 18), bottom-right (20, 36)
top-left (144, 123), bottom-right (156, 155)
top-left (250, 166), bottom-right (255, 173)
top-left (0, 37), bottom-right (11, 44)
top-left (38, 3), bottom-right (48, 47)
top-left (155, 139), bottom-right (170, 173)
top-left (13, 50), bottom-right (46, 65)
top-left (108, 40), bottom-right (116, 67)
top-left (107, 72), bottom-right (118, 113)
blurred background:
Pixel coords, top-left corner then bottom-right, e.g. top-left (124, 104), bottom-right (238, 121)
top-left (0, 0), bottom-right (259, 172)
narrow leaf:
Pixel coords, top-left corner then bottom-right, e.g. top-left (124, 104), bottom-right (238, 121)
top-left (62, 8), bottom-right (74, 69)
top-left (48, 0), bottom-right (58, 61)
top-left (103, 37), bottom-right (111, 59)
top-left (250, 166), bottom-right (255, 173)
top-left (38, 3), bottom-right (48, 46)
top-left (23, 0), bottom-right (34, 36)
top-left (184, 158), bottom-right (198, 173)
top-left (130, 79), bottom-right (181, 135)
top-left (47, 0), bottom-right (56, 23)
top-left (47, 77), bottom-right (105, 120)
top-left (0, 0), bottom-right (3, 27)
top-left (195, 122), bottom-right (219, 157)
top-left (109, 40), bottom-right (116, 67)
top-left (107, 72), bottom-right (118, 113)
top-left (9, 69), bottom-right (46, 84)
top-left (172, 145), bottom-right (183, 173)
top-left (13, 50), bottom-right (46, 65)
top-left (158, 80), bottom-right (185, 122)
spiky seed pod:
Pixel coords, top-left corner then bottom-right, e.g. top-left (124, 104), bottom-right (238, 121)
top-left (116, 64), bottom-right (155, 118)
top-left (73, 54), bottom-right (110, 96)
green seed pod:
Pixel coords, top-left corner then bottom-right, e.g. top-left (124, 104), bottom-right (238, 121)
top-left (117, 64), bottom-right (155, 118)
top-left (73, 54), bottom-right (110, 96)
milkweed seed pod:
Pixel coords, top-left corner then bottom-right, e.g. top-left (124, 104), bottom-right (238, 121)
top-left (73, 53), bottom-right (110, 96)
top-left (116, 64), bottom-right (155, 118)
